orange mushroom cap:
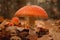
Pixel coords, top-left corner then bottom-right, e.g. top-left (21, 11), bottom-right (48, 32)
top-left (15, 5), bottom-right (48, 18)
top-left (11, 17), bottom-right (20, 25)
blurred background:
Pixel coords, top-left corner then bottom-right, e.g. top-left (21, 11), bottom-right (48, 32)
top-left (0, 0), bottom-right (60, 19)
top-left (0, 0), bottom-right (60, 40)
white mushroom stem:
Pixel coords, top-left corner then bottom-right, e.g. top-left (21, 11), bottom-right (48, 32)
top-left (28, 17), bottom-right (36, 35)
